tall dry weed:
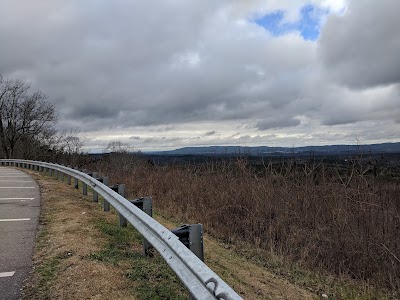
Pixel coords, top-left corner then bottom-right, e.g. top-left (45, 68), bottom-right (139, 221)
top-left (72, 153), bottom-right (399, 292)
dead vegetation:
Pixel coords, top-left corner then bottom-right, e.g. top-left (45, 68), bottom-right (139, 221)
top-left (22, 171), bottom-right (137, 300)
top-left (80, 152), bottom-right (400, 299)
top-left (22, 167), bottom-right (320, 299)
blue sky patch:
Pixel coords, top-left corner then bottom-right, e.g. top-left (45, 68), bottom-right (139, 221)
top-left (255, 4), bottom-right (329, 40)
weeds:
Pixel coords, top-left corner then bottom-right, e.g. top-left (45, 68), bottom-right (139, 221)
top-left (88, 218), bottom-right (187, 300)
top-left (78, 152), bottom-right (400, 296)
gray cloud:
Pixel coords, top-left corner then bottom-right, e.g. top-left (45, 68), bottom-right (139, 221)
top-left (0, 1), bottom-right (399, 150)
top-left (319, 0), bottom-right (400, 89)
top-left (205, 131), bottom-right (216, 136)
top-left (256, 117), bottom-right (301, 130)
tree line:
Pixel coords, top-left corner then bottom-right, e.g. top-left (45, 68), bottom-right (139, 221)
top-left (1, 73), bottom-right (137, 162)
top-left (0, 74), bottom-right (84, 160)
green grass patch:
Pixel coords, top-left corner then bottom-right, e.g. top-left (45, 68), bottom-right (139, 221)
top-left (37, 257), bottom-right (61, 284)
top-left (88, 218), bottom-right (187, 300)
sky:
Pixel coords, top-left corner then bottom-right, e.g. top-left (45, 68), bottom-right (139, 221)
top-left (0, 0), bottom-right (399, 151)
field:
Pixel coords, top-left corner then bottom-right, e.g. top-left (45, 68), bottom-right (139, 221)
top-left (23, 168), bottom-right (317, 300)
top-left (62, 151), bottom-right (400, 299)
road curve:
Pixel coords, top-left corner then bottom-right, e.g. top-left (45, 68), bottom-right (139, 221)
top-left (0, 167), bottom-right (40, 300)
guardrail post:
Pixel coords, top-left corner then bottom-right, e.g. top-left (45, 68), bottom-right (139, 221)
top-left (91, 172), bottom-right (98, 201)
top-left (189, 224), bottom-right (204, 261)
top-left (115, 184), bottom-right (127, 226)
top-left (171, 224), bottom-right (204, 262)
top-left (102, 177), bottom-right (110, 211)
top-left (67, 166), bottom-right (72, 185)
top-left (82, 169), bottom-right (89, 196)
top-left (74, 177), bottom-right (79, 189)
top-left (82, 169), bottom-right (89, 195)
top-left (104, 183), bottom-right (125, 213)
top-left (129, 197), bottom-right (153, 255)
top-left (82, 182), bottom-right (87, 195)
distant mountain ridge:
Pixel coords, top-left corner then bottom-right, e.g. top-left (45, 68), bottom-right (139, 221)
top-left (149, 142), bottom-right (400, 156)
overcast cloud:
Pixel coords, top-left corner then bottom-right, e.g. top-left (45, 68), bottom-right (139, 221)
top-left (0, 0), bottom-right (399, 151)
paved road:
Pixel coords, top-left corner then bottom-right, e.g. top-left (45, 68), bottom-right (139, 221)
top-left (0, 167), bottom-right (40, 300)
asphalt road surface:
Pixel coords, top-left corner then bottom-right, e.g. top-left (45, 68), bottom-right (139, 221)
top-left (0, 167), bottom-right (40, 300)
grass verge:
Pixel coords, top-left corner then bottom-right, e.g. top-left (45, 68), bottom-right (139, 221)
top-left (21, 167), bottom-right (388, 300)
top-left (21, 169), bottom-right (187, 299)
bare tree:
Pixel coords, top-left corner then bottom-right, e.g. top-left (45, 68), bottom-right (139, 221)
top-left (64, 135), bottom-right (84, 154)
top-left (105, 140), bottom-right (130, 153)
top-left (0, 75), bottom-right (58, 158)
top-left (54, 129), bottom-right (84, 155)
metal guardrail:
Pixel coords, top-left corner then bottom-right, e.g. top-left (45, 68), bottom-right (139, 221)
top-left (0, 159), bottom-right (242, 300)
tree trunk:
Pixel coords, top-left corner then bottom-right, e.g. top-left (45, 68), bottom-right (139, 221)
top-left (0, 118), bottom-right (10, 158)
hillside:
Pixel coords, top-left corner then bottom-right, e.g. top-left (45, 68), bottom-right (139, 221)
top-left (149, 142), bottom-right (400, 156)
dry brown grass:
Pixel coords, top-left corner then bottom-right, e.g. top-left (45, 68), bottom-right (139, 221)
top-left (20, 166), bottom-right (321, 300)
top-left (155, 214), bottom-right (316, 300)
top-left (22, 170), bottom-right (136, 300)
top-left (79, 153), bottom-right (400, 299)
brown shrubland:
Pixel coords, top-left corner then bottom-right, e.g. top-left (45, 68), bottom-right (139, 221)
top-left (69, 152), bottom-right (399, 293)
